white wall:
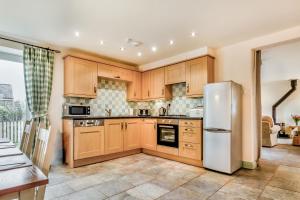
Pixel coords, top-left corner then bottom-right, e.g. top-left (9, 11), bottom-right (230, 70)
top-left (261, 41), bottom-right (300, 125)
top-left (215, 25), bottom-right (300, 164)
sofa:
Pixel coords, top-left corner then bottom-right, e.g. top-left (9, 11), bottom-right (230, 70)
top-left (261, 116), bottom-right (281, 147)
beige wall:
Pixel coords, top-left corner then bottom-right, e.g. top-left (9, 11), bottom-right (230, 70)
top-left (215, 25), bottom-right (300, 164)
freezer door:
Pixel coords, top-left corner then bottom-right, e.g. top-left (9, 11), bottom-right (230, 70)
top-left (204, 82), bottom-right (232, 130)
top-left (203, 130), bottom-right (232, 173)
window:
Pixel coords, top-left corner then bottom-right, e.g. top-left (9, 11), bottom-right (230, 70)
top-left (0, 46), bottom-right (27, 144)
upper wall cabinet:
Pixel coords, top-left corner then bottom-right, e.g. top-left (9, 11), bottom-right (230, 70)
top-left (64, 56), bottom-right (98, 98)
top-left (151, 68), bottom-right (172, 100)
top-left (98, 63), bottom-right (133, 82)
top-left (165, 62), bottom-right (186, 85)
top-left (185, 56), bottom-right (214, 97)
top-left (142, 71), bottom-right (152, 100)
top-left (127, 71), bottom-right (142, 101)
top-left (142, 68), bottom-right (172, 100)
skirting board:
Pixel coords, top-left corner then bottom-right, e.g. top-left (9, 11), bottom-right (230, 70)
top-left (242, 160), bottom-right (257, 169)
top-left (74, 149), bottom-right (142, 167)
top-left (143, 149), bottom-right (202, 167)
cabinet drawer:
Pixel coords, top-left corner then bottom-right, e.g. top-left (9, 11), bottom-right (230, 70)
top-left (179, 120), bottom-right (201, 128)
top-left (179, 142), bottom-right (201, 160)
top-left (157, 145), bottom-right (179, 156)
top-left (179, 127), bottom-right (201, 143)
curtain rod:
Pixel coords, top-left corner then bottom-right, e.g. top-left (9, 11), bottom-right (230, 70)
top-left (0, 36), bottom-right (61, 53)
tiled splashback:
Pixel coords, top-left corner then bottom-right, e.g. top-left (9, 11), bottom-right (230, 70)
top-left (65, 79), bottom-right (203, 116)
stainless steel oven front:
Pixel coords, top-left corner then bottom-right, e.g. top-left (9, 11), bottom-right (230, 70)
top-left (157, 119), bottom-right (179, 148)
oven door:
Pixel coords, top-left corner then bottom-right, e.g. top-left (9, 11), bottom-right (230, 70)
top-left (157, 124), bottom-right (178, 148)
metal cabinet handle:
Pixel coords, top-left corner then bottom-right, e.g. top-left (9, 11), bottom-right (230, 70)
top-left (148, 90), bottom-right (150, 97)
top-left (114, 76), bottom-right (120, 79)
top-left (184, 143), bottom-right (193, 149)
top-left (80, 131), bottom-right (98, 134)
top-left (125, 122), bottom-right (128, 130)
top-left (94, 85), bottom-right (97, 93)
top-left (162, 88), bottom-right (164, 95)
top-left (154, 123), bottom-right (156, 129)
top-left (134, 92), bottom-right (136, 97)
top-left (121, 122), bottom-right (124, 130)
top-left (186, 84), bottom-right (190, 93)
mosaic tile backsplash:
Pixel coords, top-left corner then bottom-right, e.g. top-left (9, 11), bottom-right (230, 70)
top-left (65, 79), bottom-right (203, 116)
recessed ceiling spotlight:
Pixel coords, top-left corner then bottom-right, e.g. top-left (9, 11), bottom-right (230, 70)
top-left (191, 32), bottom-right (196, 37)
top-left (74, 31), bottom-right (80, 37)
top-left (151, 46), bottom-right (157, 52)
top-left (120, 47), bottom-right (125, 51)
top-left (137, 52), bottom-right (142, 57)
top-left (100, 40), bottom-right (104, 45)
top-left (169, 40), bottom-right (174, 45)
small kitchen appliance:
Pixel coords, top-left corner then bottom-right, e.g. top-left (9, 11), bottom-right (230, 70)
top-left (138, 109), bottom-right (150, 116)
top-left (159, 107), bottom-right (166, 116)
top-left (63, 103), bottom-right (90, 117)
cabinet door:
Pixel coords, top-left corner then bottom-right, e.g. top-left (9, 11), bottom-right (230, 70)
top-left (104, 119), bottom-right (124, 154)
top-left (141, 119), bottom-right (157, 150)
top-left (186, 56), bottom-right (214, 97)
top-left (127, 71), bottom-right (141, 101)
top-left (74, 126), bottom-right (104, 160)
top-left (64, 57), bottom-right (97, 98)
top-left (151, 68), bottom-right (165, 99)
top-left (165, 62), bottom-right (186, 85)
top-left (98, 63), bottom-right (119, 79)
top-left (142, 71), bottom-right (151, 100)
top-left (124, 119), bottom-right (141, 150)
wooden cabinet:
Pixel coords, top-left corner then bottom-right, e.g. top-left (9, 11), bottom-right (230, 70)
top-left (141, 119), bottom-right (157, 150)
top-left (186, 56), bottom-right (214, 97)
top-left (64, 56), bottom-right (98, 98)
top-left (179, 120), bottom-right (202, 160)
top-left (104, 119), bottom-right (124, 154)
top-left (127, 71), bottom-right (142, 101)
top-left (142, 69), bottom-right (172, 100)
top-left (124, 119), bottom-right (141, 150)
top-left (142, 71), bottom-right (152, 100)
top-left (151, 68), bottom-right (172, 99)
top-left (74, 126), bottom-right (104, 160)
top-left (165, 62), bottom-right (186, 85)
top-left (98, 63), bottom-right (133, 82)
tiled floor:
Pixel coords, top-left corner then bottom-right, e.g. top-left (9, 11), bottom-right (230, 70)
top-left (46, 144), bottom-right (300, 200)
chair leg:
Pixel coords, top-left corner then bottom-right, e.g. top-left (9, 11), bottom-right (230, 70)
top-left (19, 188), bottom-right (35, 200)
top-left (35, 186), bottom-right (46, 200)
top-left (0, 193), bottom-right (18, 200)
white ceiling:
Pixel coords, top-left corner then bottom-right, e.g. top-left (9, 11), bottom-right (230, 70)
top-left (1, 0), bottom-right (300, 65)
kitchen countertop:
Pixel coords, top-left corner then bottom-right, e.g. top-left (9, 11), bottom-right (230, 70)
top-left (62, 115), bottom-right (203, 120)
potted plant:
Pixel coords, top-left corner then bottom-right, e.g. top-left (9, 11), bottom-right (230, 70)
top-left (291, 115), bottom-right (300, 126)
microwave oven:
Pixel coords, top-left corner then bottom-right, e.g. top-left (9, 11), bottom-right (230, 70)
top-left (63, 103), bottom-right (90, 116)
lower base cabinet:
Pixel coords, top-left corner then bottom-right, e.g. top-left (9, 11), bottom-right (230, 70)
top-left (104, 119), bottom-right (124, 154)
top-left (141, 119), bottom-right (157, 150)
top-left (74, 126), bottom-right (104, 160)
top-left (124, 119), bottom-right (141, 151)
top-left (179, 142), bottom-right (201, 160)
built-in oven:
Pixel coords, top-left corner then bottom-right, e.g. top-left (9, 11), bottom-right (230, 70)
top-left (157, 119), bottom-right (179, 148)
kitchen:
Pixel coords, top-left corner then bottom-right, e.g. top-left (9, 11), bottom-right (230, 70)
top-left (62, 54), bottom-right (242, 174)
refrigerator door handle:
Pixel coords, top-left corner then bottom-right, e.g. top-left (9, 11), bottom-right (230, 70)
top-left (204, 128), bottom-right (231, 133)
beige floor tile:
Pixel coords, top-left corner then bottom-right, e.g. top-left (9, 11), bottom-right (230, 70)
top-left (127, 183), bottom-right (169, 200)
top-left (56, 188), bottom-right (107, 200)
top-left (260, 186), bottom-right (300, 200)
top-left (94, 179), bottom-right (134, 197)
top-left (231, 174), bottom-right (269, 189)
top-left (120, 172), bottom-right (154, 186)
top-left (212, 182), bottom-right (262, 200)
top-left (268, 165), bottom-right (300, 193)
top-left (45, 183), bottom-right (75, 200)
top-left (158, 187), bottom-right (204, 200)
top-left (109, 192), bottom-right (140, 200)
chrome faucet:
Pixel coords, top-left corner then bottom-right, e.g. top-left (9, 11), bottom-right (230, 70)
top-left (105, 108), bottom-right (112, 116)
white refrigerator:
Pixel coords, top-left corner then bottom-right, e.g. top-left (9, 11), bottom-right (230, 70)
top-left (203, 81), bottom-right (242, 174)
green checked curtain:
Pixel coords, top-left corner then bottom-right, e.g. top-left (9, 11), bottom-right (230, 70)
top-left (23, 45), bottom-right (54, 125)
